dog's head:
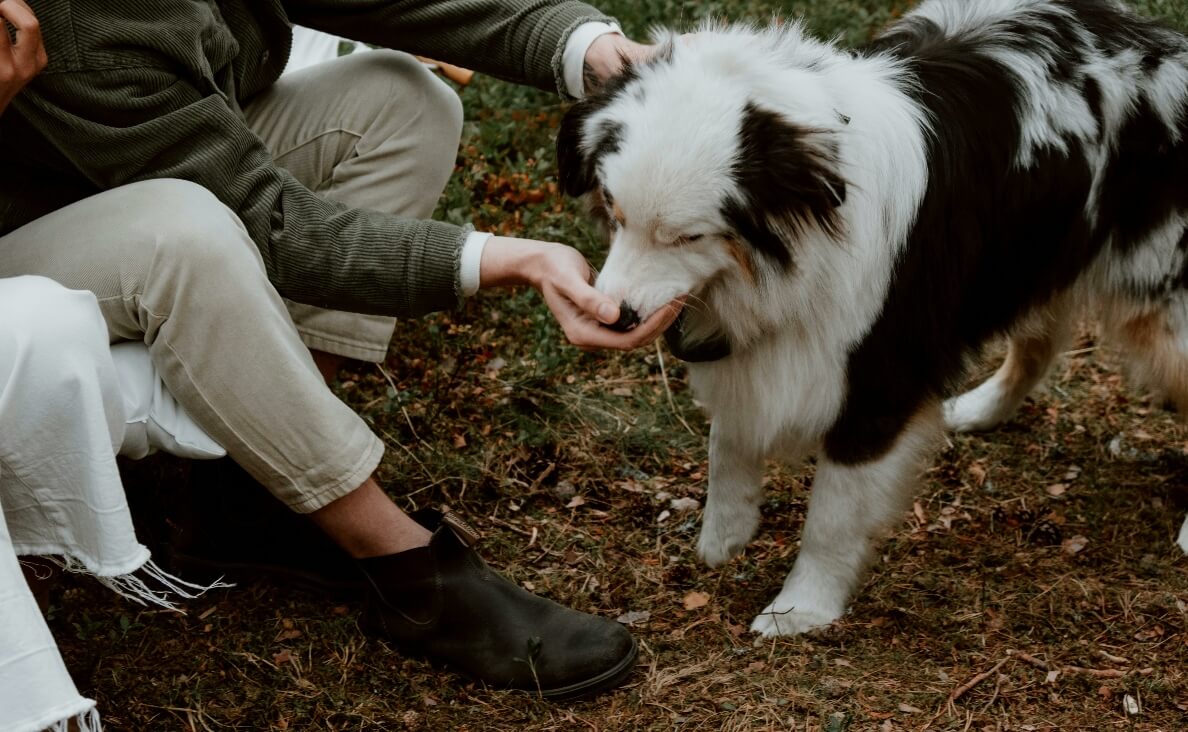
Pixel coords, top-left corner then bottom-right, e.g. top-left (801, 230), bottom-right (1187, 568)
top-left (558, 27), bottom-right (849, 329)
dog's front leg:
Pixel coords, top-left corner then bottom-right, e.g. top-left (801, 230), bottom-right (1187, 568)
top-left (697, 420), bottom-right (766, 568)
top-left (751, 407), bottom-right (941, 636)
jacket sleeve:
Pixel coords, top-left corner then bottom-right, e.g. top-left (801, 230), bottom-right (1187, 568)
top-left (20, 66), bottom-right (466, 318)
top-left (285, 0), bottom-right (616, 95)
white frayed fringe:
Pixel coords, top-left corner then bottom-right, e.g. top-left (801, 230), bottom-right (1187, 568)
top-left (48, 555), bottom-right (231, 611)
top-left (45, 706), bottom-right (102, 732)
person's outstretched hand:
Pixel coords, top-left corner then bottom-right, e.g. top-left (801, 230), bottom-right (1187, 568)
top-left (480, 236), bottom-right (683, 350)
top-left (0, 0), bottom-right (46, 115)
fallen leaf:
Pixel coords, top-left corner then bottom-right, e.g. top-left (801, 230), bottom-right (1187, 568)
top-left (1046, 483), bottom-right (1068, 496)
top-left (566, 495), bottom-right (586, 509)
top-left (1133, 625), bottom-right (1165, 641)
top-left (1123, 694), bottom-right (1141, 716)
top-left (897, 703), bottom-right (923, 714)
top-left (452, 433), bottom-right (467, 448)
top-left (683, 590), bottom-right (711, 610)
top-left (746, 661), bottom-right (767, 672)
top-left (1062, 535), bottom-right (1089, 555)
top-left (969, 463), bottom-right (987, 486)
top-left (616, 610), bottom-right (651, 625)
top-left (670, 496), bottom-right (701, 513)
top-left (657, 509), bottom-right (672, 523)
top-left (274, 629), bottom-right (302, 642)
top-left (272, 649), bottom-right (292, 665)
top-left (1045, 670), bottom-right (1061, 684)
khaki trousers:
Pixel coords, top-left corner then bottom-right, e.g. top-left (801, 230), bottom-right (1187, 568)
top-left (245, 50), bottom-right (464, 362)
top-left (0, 51), bottom-right (463, 511)
top-left (0, 181), bottom-right (380, 513)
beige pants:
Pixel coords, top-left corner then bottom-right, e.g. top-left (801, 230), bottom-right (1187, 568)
top-left (0, 52), bottom-right (463, 511)
top-left (246, 50), bottom-right (464, 361)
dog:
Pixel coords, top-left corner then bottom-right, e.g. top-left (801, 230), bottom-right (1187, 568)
top-left (557, 0), bottom-right (1188, 636)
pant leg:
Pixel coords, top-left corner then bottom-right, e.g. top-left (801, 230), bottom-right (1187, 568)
top-left (245, 50), bottom-right (465, 362)
top-left (0, 180), bottom-right (383, 513)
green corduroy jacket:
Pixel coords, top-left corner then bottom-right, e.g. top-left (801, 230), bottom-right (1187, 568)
top-left (3, 0), bottom-right (614, 316)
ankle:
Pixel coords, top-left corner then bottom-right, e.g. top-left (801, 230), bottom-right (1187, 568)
top-left (308, 479), bottom-right (432, 559)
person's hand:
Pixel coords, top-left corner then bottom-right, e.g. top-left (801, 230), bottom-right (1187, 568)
top-left (583, 33), bottom-right (653, 94)
top-left (0, 0), bottom-right (46, 116)
top-left (479, 236), bottom-right (684, 350)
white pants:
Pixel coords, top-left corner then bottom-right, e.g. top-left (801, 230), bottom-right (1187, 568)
top-left (0, 276), bottom-right (220, 732)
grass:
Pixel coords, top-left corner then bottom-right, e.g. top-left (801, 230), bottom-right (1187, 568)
top-left (46, 1), bottom-right (1188, 729)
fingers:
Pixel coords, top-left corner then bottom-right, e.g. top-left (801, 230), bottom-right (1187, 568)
top-left (550, 291), bottom-right (685, 351)
top-left (0, 0), bottom-right (46, 80)
top-left (548, 254), bottom-right (621, 325)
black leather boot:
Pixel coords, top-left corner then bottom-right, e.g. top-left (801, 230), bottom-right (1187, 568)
top-left (358, 509), bottom-right (637, 699)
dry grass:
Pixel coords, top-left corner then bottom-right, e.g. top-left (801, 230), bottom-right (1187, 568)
top-left (42, 1), bottom-right (1188, 729)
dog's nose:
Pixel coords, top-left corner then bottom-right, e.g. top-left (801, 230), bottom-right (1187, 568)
top-left (605, 301), bottom-right (641, 332)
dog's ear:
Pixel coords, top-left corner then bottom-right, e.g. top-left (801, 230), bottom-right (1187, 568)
top-left (726, 103), bottom-right (848, 265)
top-left (557, 63), bottom-right (646, 198)
top-left (557, 99), bottom-right (601, 197)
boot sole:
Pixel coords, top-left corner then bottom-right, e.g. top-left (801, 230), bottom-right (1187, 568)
top-left (364, 612), bottom-right (640, 701)
top-left (535, 635), bottom-right (639, 701)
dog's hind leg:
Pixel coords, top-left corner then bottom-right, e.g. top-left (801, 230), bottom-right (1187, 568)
top-left (1179, 515), bottom-right (1188, 554)
top-left (1103, 298), bottom-right (1188, 414)
top-left (944, 296), bottom-right (1074, 432)
top-left (751, 403), bottom-right (943, 637)
top-left (697, 420), bottom-right (768, 568)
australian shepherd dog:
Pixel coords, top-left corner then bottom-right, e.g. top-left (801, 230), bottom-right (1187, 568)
top-left (557, 0), bottom-right (1188, 636)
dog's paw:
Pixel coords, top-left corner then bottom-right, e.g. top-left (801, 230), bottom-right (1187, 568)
top-left (696, 528), bottom-right (748, 568)
top-left (696, 506), bottom-right (759, 567)
top-left (943, 383), bottom-right (1011, 433)
top-left (749, 601), bottom-right (839, 637)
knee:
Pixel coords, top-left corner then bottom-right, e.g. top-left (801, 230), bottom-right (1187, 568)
top-left (122, 180), bottom-right (264, 276)
top-left (0, 276), bottom-right (109, 375)
top-left (349, 51), bottom-right (464, 166)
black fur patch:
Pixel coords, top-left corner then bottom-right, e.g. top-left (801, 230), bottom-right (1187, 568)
top-left (556, 64), bottom-right (642, 198)
top-left (825, 6), bottom-right (1175, 465)
top-left (724, 103), bottom-right (847, 268)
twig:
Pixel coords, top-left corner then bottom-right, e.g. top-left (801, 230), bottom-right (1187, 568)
top-left (1007, 649), bottom-right (1051, 671)
top-left (654, 341), bottom-right (697, 436)
top-left (1008, 649), bottom-right (1145, 679)
top-left (1096, 649), bottom-right (1130, 664)
top-left (948, 657), bottom-right (1011, 704)
top-left (1063, 666), bottom-right (1127, 678)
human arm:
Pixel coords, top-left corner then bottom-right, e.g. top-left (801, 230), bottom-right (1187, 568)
top-left (19, 65), bottom-right (465, 318)
top-left (0, 0), bottom-right (46, 115)
top-left (285, 0), bottom-right (621, 97)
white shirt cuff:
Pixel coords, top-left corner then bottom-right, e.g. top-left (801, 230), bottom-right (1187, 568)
top-left (460, 231), bottom-right (491, 297)
top-left (563, 21), bottom-right (622, 98)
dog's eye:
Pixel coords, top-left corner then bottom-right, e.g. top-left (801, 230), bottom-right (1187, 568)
top-left (687, 234), bottom-right (704, 242)
top-left (675, 234), bottom-right (704, 246)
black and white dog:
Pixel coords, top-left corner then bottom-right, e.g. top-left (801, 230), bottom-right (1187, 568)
top-left (558, 0), bottom-right (1188, 636)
